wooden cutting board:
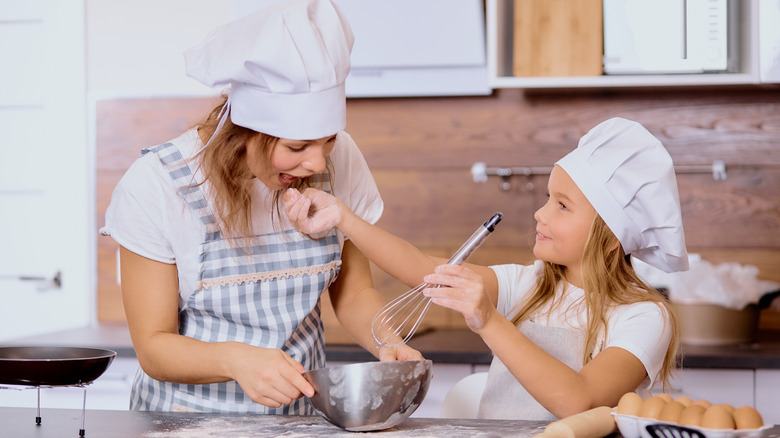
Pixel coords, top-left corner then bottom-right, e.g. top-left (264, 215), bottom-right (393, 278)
top-left (513, 0), bottom-right (603, 77)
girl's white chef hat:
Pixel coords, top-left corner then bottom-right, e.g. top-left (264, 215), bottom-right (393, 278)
top-left (556, 117), bottom-right (689, 273)
top-left (184, 0), bottom-right (353, 140)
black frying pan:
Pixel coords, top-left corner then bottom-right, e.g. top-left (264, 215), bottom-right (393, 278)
top-left (0, 347), bottom-right (116, 386)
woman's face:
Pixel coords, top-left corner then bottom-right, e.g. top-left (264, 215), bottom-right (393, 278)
top-left (533, 165), bottom-right (596, 285)
top-left (246, 133), bottom-right (337, 190)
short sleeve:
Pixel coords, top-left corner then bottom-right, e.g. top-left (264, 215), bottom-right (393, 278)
top-left (605, 301), bottom-right (672, 390)
top-left (489, 261), bottom-right (544, 317)
top-left (330, 131), bottom-right (383, 226)
top-left (100, 153), bottom-right (178, 264)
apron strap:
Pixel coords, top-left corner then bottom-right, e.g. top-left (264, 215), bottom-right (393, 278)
top-left (142, 142), bottom-right (222, 241)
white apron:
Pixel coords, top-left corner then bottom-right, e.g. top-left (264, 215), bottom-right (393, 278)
top-left (129, 141), bottom-right (340, 414)
top-left (477, 320), bottom-right (586, 421)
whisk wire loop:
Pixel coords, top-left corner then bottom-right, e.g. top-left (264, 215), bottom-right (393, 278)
top-left (371, 213), bottom-right (503, 348)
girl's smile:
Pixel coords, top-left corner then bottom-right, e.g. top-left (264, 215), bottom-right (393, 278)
top-left (535, 230), bottom-right (551, 241)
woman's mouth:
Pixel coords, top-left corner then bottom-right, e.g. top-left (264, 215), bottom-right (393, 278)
top-left (278, 173), bottom-right (299, 185)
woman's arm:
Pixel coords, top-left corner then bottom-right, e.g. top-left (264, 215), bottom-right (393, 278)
top-left (119, 246), bottom-right (315, 408)
top-left (422, 264), bottom-right (648, 417)
top-left (327, 240), bottom-right (424, 361)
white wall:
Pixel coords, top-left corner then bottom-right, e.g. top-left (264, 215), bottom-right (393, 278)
top-left (86, 0), bottom-right (230, 99)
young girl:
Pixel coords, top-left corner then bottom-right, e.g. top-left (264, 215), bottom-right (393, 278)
top-left (100, 0), bottom-right (421, 415)
top-left (284, 117), bottom-right (688, 420)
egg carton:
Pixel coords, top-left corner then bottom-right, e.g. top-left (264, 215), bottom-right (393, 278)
top-left (612, 413), bottom-right (772, 438)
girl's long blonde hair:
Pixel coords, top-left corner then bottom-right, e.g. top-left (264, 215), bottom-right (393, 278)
top-left (510, 215), bottom-right (679, 391)
top-left (192, 95), bottom-right (333, 240)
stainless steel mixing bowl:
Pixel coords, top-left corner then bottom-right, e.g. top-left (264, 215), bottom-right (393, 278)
top-left (302, 359), bottom-right (432, 431)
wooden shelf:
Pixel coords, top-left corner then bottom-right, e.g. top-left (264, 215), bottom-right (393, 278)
top-left (486, 0), bottom-right (763, 89)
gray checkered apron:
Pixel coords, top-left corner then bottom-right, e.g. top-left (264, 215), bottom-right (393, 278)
top-left (129, 141), bottom-right (340, 414)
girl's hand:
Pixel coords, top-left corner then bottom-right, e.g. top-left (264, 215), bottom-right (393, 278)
top-left (230, 345), bottom-right (315, 408)
top-left (422, 264), bottom-right (498, 332)
top-left (378, 344), bottom-right (425, 362)
top-left (283, 188), bottom-right (343, 235)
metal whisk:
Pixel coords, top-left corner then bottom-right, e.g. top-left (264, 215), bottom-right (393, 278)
top-left (371, 212), bottom-right (503, 348)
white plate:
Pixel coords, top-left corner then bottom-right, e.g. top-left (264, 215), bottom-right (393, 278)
top-left (612, 413), bottom-right (772, 438)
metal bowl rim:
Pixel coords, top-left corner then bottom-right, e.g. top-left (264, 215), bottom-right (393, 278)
top-left (304, 358), bottom-right (432, 376)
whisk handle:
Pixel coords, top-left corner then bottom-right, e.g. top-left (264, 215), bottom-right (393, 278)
top-left (483, 212), bottom-right (503, 232)
top-left (446, 212), bottom-right (503, 265)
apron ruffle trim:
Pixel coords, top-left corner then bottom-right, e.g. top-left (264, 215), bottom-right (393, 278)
top-left (197, 260), bottom-right (342, 289)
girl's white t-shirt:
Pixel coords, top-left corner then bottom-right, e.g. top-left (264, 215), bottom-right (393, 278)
top-left (100, 128), bottom-right (382, 307)
top-left (490, 260), bottom-right (672, 393)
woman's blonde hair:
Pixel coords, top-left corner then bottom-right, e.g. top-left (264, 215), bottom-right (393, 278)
top-left (510, 215), bottom-right (679, 391)
top-left (192, 95), bottom-right (333, 240)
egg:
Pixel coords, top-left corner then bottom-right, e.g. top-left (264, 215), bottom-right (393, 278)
top-left (638, 395), bottom-right (668, 419)
top-left (732, 406), bottom-right (764, 429)
top-left (658, 400), bottom-right (686, 423)
top-left (678, 404), bottom-right (706, 427)
top-left (701, 404), bottom-right (736, 430)
top-left (656, 393), bottom-right (674, 403)
top-left (716, 403), bottom-right (735, 413)
top-left (617, 392), bottom-right (644, 416)
top-left (674, 396), bottom-right (693, 407)
top-left (693, 399), bottom-right (712, 408)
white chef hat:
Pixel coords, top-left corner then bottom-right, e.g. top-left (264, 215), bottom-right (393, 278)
top-left (184, 0), bottom-right (354, 140)
top-left (556, 117), bottom-right (689, 273)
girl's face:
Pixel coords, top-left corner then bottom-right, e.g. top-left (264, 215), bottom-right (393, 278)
top-left (533, 165), bottom-right (596, 286)
top-left (246, 134), bottom-right (337, 190)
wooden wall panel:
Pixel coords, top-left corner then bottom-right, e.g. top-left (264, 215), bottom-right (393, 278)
top-left (95, 88), bottom-right (780, 335)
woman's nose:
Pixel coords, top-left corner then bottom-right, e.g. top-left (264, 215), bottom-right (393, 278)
top-left (302, 148), bottom-right (327, 173)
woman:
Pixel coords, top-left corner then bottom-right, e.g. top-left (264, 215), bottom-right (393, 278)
top-left (100, 0), bottom-right (421, 414)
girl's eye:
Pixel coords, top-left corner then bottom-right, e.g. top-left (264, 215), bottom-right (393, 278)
top-left (559, 202), bottom-right (568, 211)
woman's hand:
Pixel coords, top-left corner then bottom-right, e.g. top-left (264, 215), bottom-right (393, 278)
top-left (229, 344), bottom-right (315, 408)
top-left (378, 344), bottom-right (425, 362)
top-left (283, 188), bottom-right (343, 235)
top-left (422, 264), bottom-right (499, 332)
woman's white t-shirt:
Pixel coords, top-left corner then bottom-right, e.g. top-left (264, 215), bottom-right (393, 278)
top-left (100, 128), bottom-right (382, 307)
top-left (490, 260), bottom-right (672, 394)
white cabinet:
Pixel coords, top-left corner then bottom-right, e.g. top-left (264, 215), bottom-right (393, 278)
top-left (410, 363), bottom-right (490, 419)
top-left (486, 0), bottom-right (777, 88)
top-left (410, 363), bottom-right (475, 418)
top-left (669, 369), bottom-right (755, 407)
top-left (665, 368), bottom-right (780, 424)
top-left (755, 370), bottom-right (780, 425)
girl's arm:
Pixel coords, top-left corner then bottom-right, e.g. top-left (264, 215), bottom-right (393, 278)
top-left (423, 264), bottom-right (648, 418)
top-left (284, 187), bottom-right (442, 287)
top-left (119, 246), bottom-right (316, 408)
top-left (479, 312), bottom-right (647, 417)
top-left (284, 187), bottom-right (501, 308)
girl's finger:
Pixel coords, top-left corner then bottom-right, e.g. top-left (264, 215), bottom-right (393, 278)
top-left (424, 273), bottom-right (475, 290)
top-left (289, 198), bottom-right (311, 223)
top-left (423, 286), bottom-right (464, 300)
